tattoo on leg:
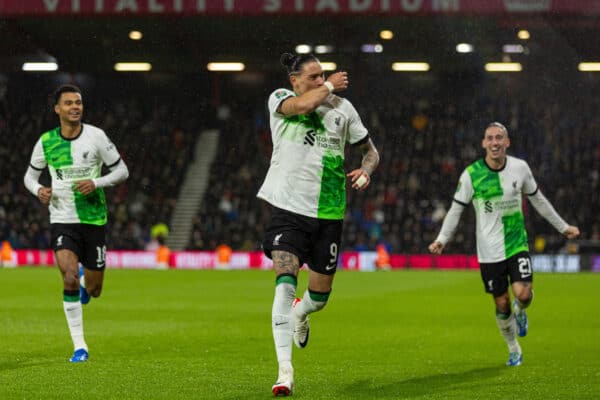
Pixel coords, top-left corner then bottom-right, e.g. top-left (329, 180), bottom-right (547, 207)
top-left (272, 251), bottom-right (300, 275)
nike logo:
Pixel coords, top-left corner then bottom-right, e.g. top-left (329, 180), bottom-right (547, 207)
top-left (97, 262), bottom-right (105, 268)
top-left (325, 264), bottom-right (336, 271)
top-left (275, 322), bottom-right (288, 326)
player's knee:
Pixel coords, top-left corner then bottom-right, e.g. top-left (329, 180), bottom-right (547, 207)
top-left (63, 272), bottom-right (79, 289)
top-left (516, 292), bottom-right (532, 305)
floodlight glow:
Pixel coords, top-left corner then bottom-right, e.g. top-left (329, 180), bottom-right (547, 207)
top-left (518, 30), bottom-right (530, 40)
top-left (315, 45), bottom-right (334, 54)
top-left (485, 62), bottom-right (522, 72)
top-left (114, 62), bottom-right (152, 71)
top-left (22, 62), bottom-right (58, 71)
top-left (456, 43), bottom-right (474, 53)
top-left (380, 30), bottom-right (394, 40)
top-left (129, 30), bottom-right (143, 40)
top-left (295, 44), bottom-right (312, 54)
top-left (503, 44), bottom-right (525, 54)
top-left (392, 62), bottom-right (430, 72)
top-left (361, 44), bottom-right (383, 53)
top-left (207, 62), bottom-right (245, 72)
top-left (320, 62), bottom-right (337, 71)
top-left (578, 62), bottom-right (600, 72)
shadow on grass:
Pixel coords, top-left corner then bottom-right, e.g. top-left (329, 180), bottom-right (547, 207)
top-left (343, 365), bottom-right (506, 399)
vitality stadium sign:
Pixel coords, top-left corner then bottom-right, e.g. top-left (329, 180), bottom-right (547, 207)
top-left (0, 0), bottom-right (598, 15)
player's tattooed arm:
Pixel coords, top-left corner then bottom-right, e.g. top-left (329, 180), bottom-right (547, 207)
top-left (272, 251), bottom-right (300, 276)
top-left (359, 138), bottom-right (380, 176)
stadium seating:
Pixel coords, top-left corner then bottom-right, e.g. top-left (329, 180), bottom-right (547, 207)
top-left (2, 75), bottom-right (598, 254)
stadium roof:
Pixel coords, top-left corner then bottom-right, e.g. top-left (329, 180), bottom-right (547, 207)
top-left (0, 14), bottom-right (598, 75)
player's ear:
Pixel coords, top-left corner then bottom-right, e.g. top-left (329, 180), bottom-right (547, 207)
top-left (54, 104), bottom-right (60, 115)
top-left (506, 137), bottom-right (511, 149)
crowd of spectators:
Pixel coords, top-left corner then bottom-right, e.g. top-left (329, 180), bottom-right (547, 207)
top-left (0, 76), bottom-right (200, 250)
top-left (188, 75), bottom-right (600, 254)
top-left (2, 73), bottom-right (598, 255)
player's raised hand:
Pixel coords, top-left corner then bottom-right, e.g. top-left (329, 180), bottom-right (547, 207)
top-left (428, 241), bottom-right (445, 255)
top-left (37, 186), bottom-right (52, 204)
top-left (563, 225), bottom-right (580, 239)
top-left (327, 71), bottom-right (349, 92)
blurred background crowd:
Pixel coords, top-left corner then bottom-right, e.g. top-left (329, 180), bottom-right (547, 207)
top-left (2, 69), bottom-right (598, 255)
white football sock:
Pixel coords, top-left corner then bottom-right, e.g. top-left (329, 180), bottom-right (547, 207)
top-left (295, 289), bottom-right (328, 321)
top-left (272, 282), bottom-right (296, 365)
top-left (496, 313), bottom-right (521, 354)
top-left (63, 301), bottom-right (88, 351)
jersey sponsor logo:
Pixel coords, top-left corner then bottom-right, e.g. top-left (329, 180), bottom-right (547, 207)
top-left (273, 233), bottom-right (283, 246)
top-left (303, 130), bottom-right (316, 146)
top-left (484, 200), bottom-right (493, 213)
top-left (54, 166), bottom-right (94, 181)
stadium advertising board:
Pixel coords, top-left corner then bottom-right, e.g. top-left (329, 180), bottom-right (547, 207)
top-left (591, 256), bottom-right (600, 272)
top-left (8, 250), bottom-right (582, 272)
top-left (0, 0), bottom-right (598, 15)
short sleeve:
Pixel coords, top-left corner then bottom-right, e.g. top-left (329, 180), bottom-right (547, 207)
top-left (345, 100), bottom-right (369, 144)
top-left (268, 88), bottom-right (294, 116)
top-left (29, 139), bottom-right (47, 170)
top-left (522, 161), bottom-right (538, 195)
top-left (96, 130), bottom-right (121, 167)
top-left (454, 169), bottom-right (473, 205)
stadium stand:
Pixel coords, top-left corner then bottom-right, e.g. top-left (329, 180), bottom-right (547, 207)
top-left (1, 74), bottom-right (598, 254)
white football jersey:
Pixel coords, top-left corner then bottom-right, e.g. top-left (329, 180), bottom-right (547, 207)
top-left (455, 156), bottom-right (538, 263)
top-left (257, 88), bottom-right (369, 219)
top-left (28, 123), bottom-right (122, 225)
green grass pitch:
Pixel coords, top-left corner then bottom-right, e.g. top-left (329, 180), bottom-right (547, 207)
top-left (1, 267), bottom-right (599, 399)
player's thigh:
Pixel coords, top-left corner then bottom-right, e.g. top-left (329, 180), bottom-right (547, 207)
top-left (508, 252), bottom-right (533, 300)
top-left (479, 260), bottom-right (510, 297)
top-left (508, 252), bottom-right (533, 286)
top-left (308, 219), bottom-right (343, 276)
top-left (51, 223), bottom-right (82, 276)
top-left (80, 224), bottom-right (107, 272)
top-left (263, 207), bottom-right (313, 273)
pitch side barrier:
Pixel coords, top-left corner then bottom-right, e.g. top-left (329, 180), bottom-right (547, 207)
top-left (5, 250), bottom-right (596, 273)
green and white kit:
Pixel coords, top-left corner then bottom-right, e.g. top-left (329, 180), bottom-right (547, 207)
top-left (27, 124), bottom-right (122, 225)
top-left (436, 156), bottom-right (568, 263)
top-left (257, 88), bottom-right (368, 220)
